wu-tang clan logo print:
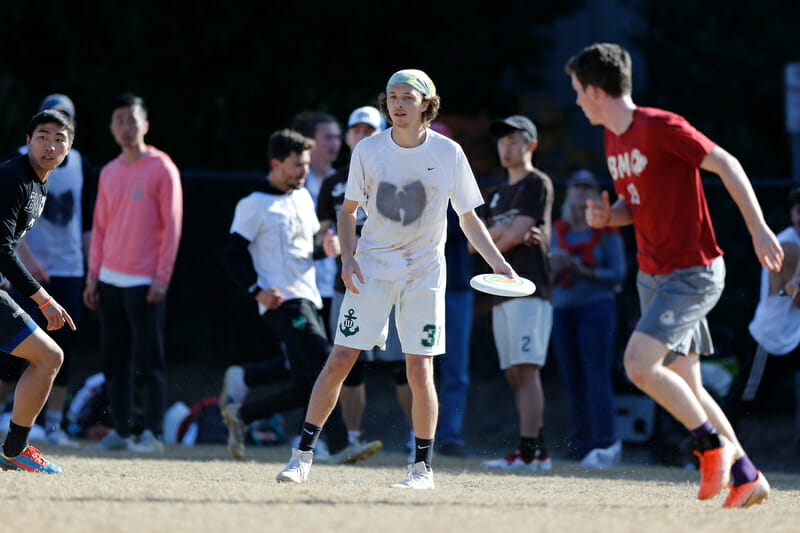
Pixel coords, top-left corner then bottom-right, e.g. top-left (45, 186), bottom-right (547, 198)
top-left (376, 180), bottom-right (426, 225)
top-left (339, 308), bottom-right (360, 337)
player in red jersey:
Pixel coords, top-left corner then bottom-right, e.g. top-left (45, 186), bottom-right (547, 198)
top-left (565, 43), bottom-right (783, 508)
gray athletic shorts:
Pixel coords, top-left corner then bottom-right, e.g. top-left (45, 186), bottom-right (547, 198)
top-left (635, 256), bottom-right (725, 364)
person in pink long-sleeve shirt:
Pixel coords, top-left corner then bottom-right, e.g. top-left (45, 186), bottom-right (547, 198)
top-left (83, 93), bottom-right (182, 453)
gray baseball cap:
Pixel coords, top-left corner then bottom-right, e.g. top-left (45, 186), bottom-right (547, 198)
top-left (567, 169), bottom-right (599, 189)
top-left (490, 115), bottom-right (537, 142)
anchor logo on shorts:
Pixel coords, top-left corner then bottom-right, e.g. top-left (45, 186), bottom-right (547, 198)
top-left (339, 308), bottom-right (360, 337)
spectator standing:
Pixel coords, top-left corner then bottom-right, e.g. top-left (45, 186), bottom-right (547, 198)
top-left (430, 121), bottom-right (473, 457)
top-left (291, 112), bottom-right (341, 336)
top-left (549, 170), bottom-right (626, 467)
top-left (0, 94), bottom-right (97, 448)
top-left (84, 94), bottom-right (183, 453)
top-left (477, 115), bottom-right (555, 472)
top-left (731, 188), bottom-right (800, 444)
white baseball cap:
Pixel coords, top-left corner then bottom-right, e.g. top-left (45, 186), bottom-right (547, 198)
top-left (347, 106), bottom-right (383, 131)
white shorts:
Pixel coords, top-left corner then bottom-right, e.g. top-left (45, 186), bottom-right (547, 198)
top-left (333, 265), bottom-right (446, 356)
top-left (492, 297), bottom-right (552, 370)
top-left (331, 290), bottom-right (404, 362)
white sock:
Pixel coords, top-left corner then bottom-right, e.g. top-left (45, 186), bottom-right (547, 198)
top-left (347, 430), bottom-right (362, 444)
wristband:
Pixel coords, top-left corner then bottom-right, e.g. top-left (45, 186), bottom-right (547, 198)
top-left (38, 297), bottom-right (53, 310)
top-left (247, 283), bottom-right (261, 297)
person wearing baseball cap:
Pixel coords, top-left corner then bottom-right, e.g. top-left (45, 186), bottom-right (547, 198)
top-left (567, 168), bottom-right (600, 189)
top-left (0, 94), bottom-right (98, 450)
top-left (38, 94), bottom-right (76, 118)
top-left (549, 168), bottom-right (625, 468)
top-left (479, 113), bottom-right (555, 473)
top-left (489, 115), bottom-right (538, 144)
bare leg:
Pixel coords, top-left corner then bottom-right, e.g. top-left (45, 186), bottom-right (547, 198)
top-left (305, 345), bottom-right (360, 427)
top-left (339, 384), bottom-right (366, 433)
top-left (505, 364), bottom-right (544, 437)
top-left (10, 329), bottom-right (63, 427)
top-left (406, 355), bottom-right (437, 439)
top-left (668, 353), bottom-right (745, 458)
top-left (624, 331), bottom-right (707, 429)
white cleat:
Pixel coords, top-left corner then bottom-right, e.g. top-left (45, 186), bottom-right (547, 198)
top-left (580, 440), bottom-right (622, 469)
top-left (277, 448), bottom-right (314, 483)
top-left (221, 403), bottom-right (246, 460)
top-left (391, 461), bottom-right (435, 490)
top-left (46, 428), bottom-right (80, 448)
top-left (129, 430), bottom-right (165, 454)
top-left (89, 429), bottom-right (135, 451)
top-left (482, 449), bottom-right (552, 471)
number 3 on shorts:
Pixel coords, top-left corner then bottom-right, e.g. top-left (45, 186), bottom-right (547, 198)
top-left (421, 324), bottom-right (441, 348)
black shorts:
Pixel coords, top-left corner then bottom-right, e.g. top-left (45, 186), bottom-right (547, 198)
top-left (0, 291), bottom-right (36, 354)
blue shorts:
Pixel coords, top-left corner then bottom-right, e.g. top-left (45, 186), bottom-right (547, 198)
top-left (0, 291), bottom-right (37, 354)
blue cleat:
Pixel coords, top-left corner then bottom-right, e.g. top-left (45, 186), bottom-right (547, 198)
top-left (0, 445), bottom-right (62, 474)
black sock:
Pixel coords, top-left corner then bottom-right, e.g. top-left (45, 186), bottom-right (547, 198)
top-left (414, 438), bottom-right (434, 468)
top-left (520, 437), bottom-right (537, 462)
top-left (3, 421), bottom-right (32, 457)
top-left (520, 433), bottom-right (547, 461)
top-left (298, 422), bottom-right (322, 452)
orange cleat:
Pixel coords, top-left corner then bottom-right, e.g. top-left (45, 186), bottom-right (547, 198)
top-left (694, 437), bottom-right (735, 500)
top-left (723, 471), bottom-right (770, 508)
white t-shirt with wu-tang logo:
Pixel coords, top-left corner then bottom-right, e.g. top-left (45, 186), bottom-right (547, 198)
top-left (345, 128), bottom-right (483, 281)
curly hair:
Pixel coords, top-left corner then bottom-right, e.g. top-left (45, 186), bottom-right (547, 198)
top-left (268, 129), bottom-right (314, 162)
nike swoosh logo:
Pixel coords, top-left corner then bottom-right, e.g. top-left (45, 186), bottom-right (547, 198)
top-left (417, 445), bottom-right (430, 450)
top-left (303, 429), bottom-right (314, 435)
top-left (427, 167), bottom-right (435, 171)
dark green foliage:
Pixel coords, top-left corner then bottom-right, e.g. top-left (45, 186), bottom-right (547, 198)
top-left (0, 0), bottom-right (580, 170)
top-left (631, 0), bottom-right (800, 176)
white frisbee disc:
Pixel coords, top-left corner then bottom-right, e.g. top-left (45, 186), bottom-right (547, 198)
top-left (469, 273), bottom-right (536, 297)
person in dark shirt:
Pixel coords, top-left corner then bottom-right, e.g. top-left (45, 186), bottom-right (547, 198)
top-left (0, 110), bottom-right (76, 473)
top-left (0, 94), bottom-right (98, 448)
top-left (474, 115), bottom-right (555, 472)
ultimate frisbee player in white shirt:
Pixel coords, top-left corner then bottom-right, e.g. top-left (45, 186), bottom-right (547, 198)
top-left (278, 69), bottom-right (513, 489)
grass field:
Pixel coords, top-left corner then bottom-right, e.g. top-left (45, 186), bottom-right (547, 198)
top-left (2, 444), bottom-right (798, 533)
